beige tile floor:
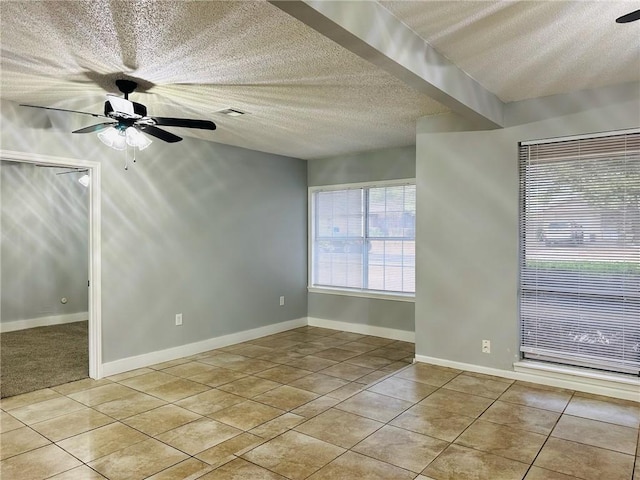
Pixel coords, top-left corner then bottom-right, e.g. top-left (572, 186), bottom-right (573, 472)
top-left (1, 326), bottom-right (639, 480)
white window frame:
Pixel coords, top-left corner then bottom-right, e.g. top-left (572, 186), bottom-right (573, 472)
top-left (308, 179), bottom-right (416, 302)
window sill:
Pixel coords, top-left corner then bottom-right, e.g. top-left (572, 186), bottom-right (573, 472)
top-left (513, 360), bottom-right (640, 400)
top-left (308, 286), bottom-right (415, 303)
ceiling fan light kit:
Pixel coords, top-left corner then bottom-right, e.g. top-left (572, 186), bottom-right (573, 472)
top-left (96, 126), bottom-right (127, 151)
top-left (124, 126), bottom-right (153, 150)
top-left (20, 79), bottom-right (216, 167)
top-left (97, 125), bottom-right (152, 151)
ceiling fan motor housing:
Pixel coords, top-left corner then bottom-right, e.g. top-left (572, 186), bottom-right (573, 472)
top-left (104, 99), bottom-right (147, 119)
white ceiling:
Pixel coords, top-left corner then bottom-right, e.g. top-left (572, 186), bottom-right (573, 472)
top-left (1, 1), bottom-right (638, 160)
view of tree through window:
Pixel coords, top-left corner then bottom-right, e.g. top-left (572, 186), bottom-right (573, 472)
top-left (520, 132), bottom-right (640, 374)
top-left (311, 183), bottom-right (415, 295)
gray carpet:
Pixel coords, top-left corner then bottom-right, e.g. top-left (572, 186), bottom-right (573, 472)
top-left (0, 321), bottom-right (88, 398)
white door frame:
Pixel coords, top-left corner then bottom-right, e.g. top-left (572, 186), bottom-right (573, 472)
top-left (1, 149), bottom-right (102, 378)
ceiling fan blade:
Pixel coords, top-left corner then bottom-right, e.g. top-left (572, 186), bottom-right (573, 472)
top-left (616, 9), bottom-right (640, 23)
top-left (20, 104), bottom-right (107, 119)
top-left (72, 122), bottom-right (117, 134)
top-left (151, 117), bottom-right (216, 130)
top-left (139, 125), bottom-right (182, 143)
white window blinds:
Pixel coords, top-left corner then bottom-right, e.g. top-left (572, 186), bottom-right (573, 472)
top-left (310, 182), bottom-right (415, 295)
top-left (519, 130), bottom-right (640, 375)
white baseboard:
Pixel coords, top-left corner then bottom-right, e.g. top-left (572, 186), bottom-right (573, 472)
top-left (415, 354), bottom-right (640, 402)
top-left (101, 317), bottom-right (307, 377)
top-left (307, 317), bottom-right (415, 343)
top-left (0, 312), bottom-right (88, 333)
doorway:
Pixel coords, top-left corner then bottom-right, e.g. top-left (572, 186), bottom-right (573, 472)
top-left (0, 150), bottom-right (102, 395)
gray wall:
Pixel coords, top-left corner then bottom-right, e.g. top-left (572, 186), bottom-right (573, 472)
top-left (1, 100), bottom-right (308, 362)
top-left (415, 85), bottom-right (640, 370)
top-left (307, 145), bottom-right (416, 332)
top-left (307, 146), bottom-right (415, 186)
top-left (1, 161), bottom-right (89, 322)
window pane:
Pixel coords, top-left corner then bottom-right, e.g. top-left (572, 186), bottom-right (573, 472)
top-left (316, 190), bottom-right (363, 238)
top-left (313, 189), bottom-right (364, 289)
top-left (368, 185), bottom-right (416, 239)
top-left (366, 184), bottom-right (416, 293)
top-left (519, 132), bottom-right (640, 375)
top-left (311, 183), bottom-right (415, 295)
top-left (314, 248), bottom-right (363, 289)
top-left (368, 239), bottom-right (415, 293)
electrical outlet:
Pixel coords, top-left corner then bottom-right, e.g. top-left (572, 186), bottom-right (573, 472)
top-left (175, 313), bottom-right (183, 326)
top-left (279, 296), bottom-right (285, 306)
top-left (482, 339), bottom-right (491, 353)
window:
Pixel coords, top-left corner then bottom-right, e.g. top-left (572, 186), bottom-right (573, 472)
top-left (519, 130), bottom-right (640, 375)
top-left (309, 180), bottom-right (415, 298)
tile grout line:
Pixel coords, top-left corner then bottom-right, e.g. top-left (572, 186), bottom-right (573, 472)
top-left (519, 389), bottom-right (577, 479)
top-left (3, 328), bottom-right (637, 480)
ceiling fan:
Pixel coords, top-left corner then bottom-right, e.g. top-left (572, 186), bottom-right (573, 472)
top-left (20, 79), bottom-right (216, 148)
top-left (616, 8), bottom-right (640, 23)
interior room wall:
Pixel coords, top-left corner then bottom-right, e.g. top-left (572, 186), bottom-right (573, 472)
top-left (1, 161), bottom-right (89, 324)
top-left (307, 145), bottom-right (416, 334)
top-left (1, 99), bottom-right (308, 363)
top-left (415, 83), bottom-right (640, 371)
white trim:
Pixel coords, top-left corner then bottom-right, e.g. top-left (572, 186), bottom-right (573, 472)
top-left (88, 161), bottom-right (102, 379)
top-left (307, 317), bottom-right (415, 343)
top-left (0, 150), bottom-right (102, 379)
top-left (513, 361), bottom-right (640, 397)
top-left (102, 317), bottom-right (307, 377)
top-left (0, 312), bottom-right (89, 333)
top-left (414, 355), bottom-right (640, 402)
top-left (521, 127), bottom-right (639, 146)
top-left (308, 287), bottom-right (414, 303)
top-left (308, 178), bottom-right (416, 193)
top-left (308, 186), bottom-right (314, 298)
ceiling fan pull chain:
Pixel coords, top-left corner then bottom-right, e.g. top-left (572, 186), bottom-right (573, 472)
top-left (124, 148), bottom-right (129, 171)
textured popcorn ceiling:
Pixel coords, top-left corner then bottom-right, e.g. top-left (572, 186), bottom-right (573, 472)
top-left (1, 1), bottom-right (638, 159)
top-left (380, 0), bottom-right (640, 103)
